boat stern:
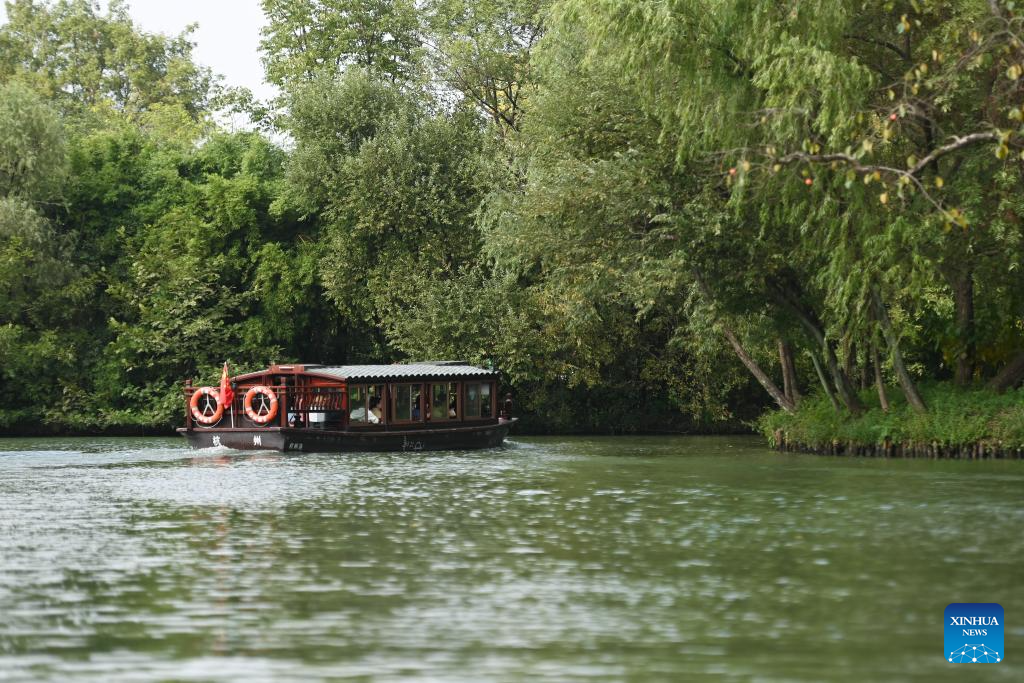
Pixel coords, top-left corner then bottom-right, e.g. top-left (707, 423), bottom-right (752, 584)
top-left (177, 428), bottom-right (290, 451)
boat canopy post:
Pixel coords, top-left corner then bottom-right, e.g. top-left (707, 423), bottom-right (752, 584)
top-left (279, 384), bottom-right (288, 428)
top-left (184, 379), bottom-right (192, 429)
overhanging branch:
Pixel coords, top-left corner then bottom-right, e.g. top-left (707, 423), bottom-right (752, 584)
top-left (768, 131), bottom-right (1002, 215)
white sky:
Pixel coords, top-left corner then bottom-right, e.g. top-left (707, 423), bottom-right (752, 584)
top-left (0, 0), bottom-right (279, 102)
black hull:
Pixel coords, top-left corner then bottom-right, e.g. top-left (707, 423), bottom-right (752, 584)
top-left (177, 419), bottom-right (516, 453)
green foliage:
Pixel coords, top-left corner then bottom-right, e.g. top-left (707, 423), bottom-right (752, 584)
top-left (542, 0), bottom-right (1024, 422)
top-left (283, 70), bottom-right (490, 329)
top-left (94, 129), bottom-right (341, 427)
top-left (0, 197), bottom-right (73, 320)
top-left (761, 383), bottom-right (1024, 448)
top-left (3, 0), bottom-right (1023, 439)
top-left (0, 81), bottom-right (66, 199)
top-left (280, 70), bottom-right (410, 213)
top-left (424, 0), bottom-right (548, 133)
top-left (319, 108), bottom-right (489, 318)
top-left (0, 0), bottom-right (213, 117)
top-left (260, 0), bottom-right (422, 88)
top-left (477, 25), bottom-right (759, 422)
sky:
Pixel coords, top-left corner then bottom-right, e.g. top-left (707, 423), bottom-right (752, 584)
top-left (0, 0), bottom-right (279, 102)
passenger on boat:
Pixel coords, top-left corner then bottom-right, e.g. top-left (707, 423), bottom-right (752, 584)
top-left (288, 413), bottom-right (304, 428)
top-left (369, 397), bottom-right (382, 424)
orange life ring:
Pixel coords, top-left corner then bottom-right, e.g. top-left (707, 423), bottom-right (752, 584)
top-left (190, 387), bottom-right (224, 425)
top-left (244, 386), bottom-right (279, 424)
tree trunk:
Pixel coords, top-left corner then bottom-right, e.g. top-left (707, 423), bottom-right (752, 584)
top-left (692, 270), bottom-right (795, 412)
top-left (778, 339), bottom-right (801, 405)
top-left (818, 336), bottom-right (863, 414)
top-left (872, 287), bottom-right (927, 413)
top-left (766, 280), bottom-right (863, 415)
top-left (871, 339), bottom-right (890, 413)
top-left (723, 327), bottom-right (796, 412)
top-left (860, 348), bottom-right (870, 391)
top-left (809, 351), bottom-right (842, 412)
top-left (843, 339), bottom-right (855, 386)
top-left (953, 268), bottom-right (975, 386)
top-left (988, 350), bottom-right (1024, 393)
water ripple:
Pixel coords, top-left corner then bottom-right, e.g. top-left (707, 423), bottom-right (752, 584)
top-left (0, 435), bottom-right (1021, 682)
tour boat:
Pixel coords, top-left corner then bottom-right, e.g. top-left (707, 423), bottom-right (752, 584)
top-left (177, 362), bottom-right (516, 452)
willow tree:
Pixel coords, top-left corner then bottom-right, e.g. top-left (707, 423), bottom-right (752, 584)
top-left (477, 25), bottom-right (763, 422)
top-left (0, 82), bottom-right (73, 426)
top-left (557, 0), bottom-right (1024, 409)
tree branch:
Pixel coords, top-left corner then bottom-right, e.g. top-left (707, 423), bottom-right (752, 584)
top-left (776, 131), bottom-right (999, 177)
top-left (844, 33), bottom-right (909, 61)
top-left (770, 131), bottom-right (1001, 215)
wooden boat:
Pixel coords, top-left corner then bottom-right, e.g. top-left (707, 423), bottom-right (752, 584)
top-left (177, 362), bottom-right (516, 452)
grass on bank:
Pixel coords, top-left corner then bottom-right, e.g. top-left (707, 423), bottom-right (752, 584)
top-left (759, 382), bottom-right (1024, 448)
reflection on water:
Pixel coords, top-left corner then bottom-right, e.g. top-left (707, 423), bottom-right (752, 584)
top-left (0, 435), bottom-right (1021, 681)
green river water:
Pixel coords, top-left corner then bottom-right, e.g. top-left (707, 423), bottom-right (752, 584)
top-left (0, 435), bottom-right (1021, 682)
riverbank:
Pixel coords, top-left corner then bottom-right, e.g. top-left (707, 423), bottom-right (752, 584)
top-left (760, 383), bottom-right (1024, 458)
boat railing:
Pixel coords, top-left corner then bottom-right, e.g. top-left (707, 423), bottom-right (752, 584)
top-left (184, 383), bottom-right (346, 428)
top-left (286, 388), bottom-right (346, 412)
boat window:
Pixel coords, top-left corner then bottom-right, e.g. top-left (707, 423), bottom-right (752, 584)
top-left (368, 384), bottom-right (384, 424)
top-left (447, 382), bottom-right (458, 419)
top-left (393, 384), bottom-right (422, 422)
top-left (349, 385), bottom-right (367, 423)
top-left (464, 382), bottom-right (493, 418)
top-left (480, 382), bottom-right (493, 418)
top-left (349, 384), bottom-right (384, 425)
top-left (431, 383), bottom-right (449, 420)
top-left (396, 385), bottom-right (411, 420)
top-left (465, 383), bottom-right (480, 418)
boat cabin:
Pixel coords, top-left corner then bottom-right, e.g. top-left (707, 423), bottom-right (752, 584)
top-left (185, 361), bottom-right (502, 431)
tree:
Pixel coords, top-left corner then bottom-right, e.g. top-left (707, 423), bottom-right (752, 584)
top-left (478, 27), bottom-right (760, 422)
top-left (0, 80), bottom-right (66, 199)
top-left (281, 69), bottom-right (489, 329)
top-left (0, 0), bottom-right (213, 118)
top-left (97, 130), bottom-right (348, 426)
top-left (555, 0), bottom-right (1024, 408)
top-left (0, 81), bottom-right (75, 427)
top-left (260, 0), bottom-right (422, 89)
top-left (424, 0), bottom-right (548, 135)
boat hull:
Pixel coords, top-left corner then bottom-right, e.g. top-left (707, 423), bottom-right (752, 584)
top-left (177, 418), bottom-right (516, 453)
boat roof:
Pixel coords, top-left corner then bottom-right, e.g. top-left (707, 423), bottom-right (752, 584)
top-left (309, 363), bottom-right (496, 381)
top-left (232, 361), bottom-right (497, 382)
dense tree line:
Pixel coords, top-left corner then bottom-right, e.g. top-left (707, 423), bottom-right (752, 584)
top-left (1, 0), bottom-right (1022, 434)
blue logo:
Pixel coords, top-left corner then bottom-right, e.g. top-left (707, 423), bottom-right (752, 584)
top-left (945, 603), bottom-right (1003, 663)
